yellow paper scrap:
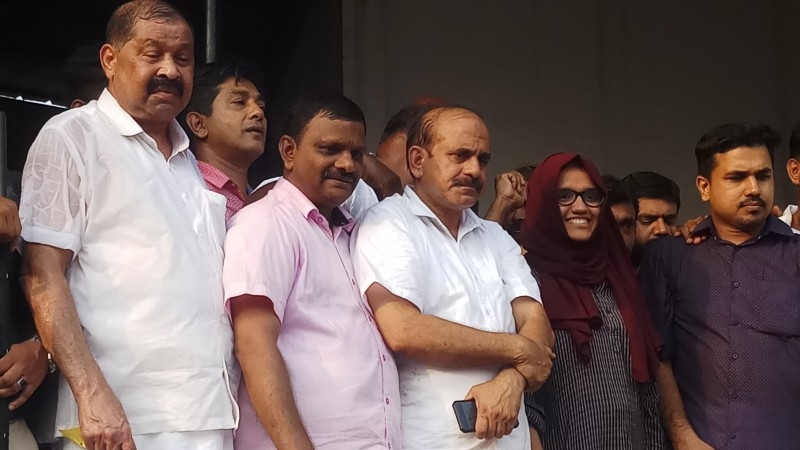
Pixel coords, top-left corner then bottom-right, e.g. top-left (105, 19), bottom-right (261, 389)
top-left (59, 427), bottom-right (87, 448)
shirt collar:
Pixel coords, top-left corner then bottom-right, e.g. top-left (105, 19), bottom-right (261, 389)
top-left (402, 185), bottom-right (485, 240)
top-left (274, 178), bottom-right (355, 231)
top-left (96, 88), bottom-right (190, 155)
top-left (197, 161), bottom-right (234, 190)
top-left (692, 214), bottom-right (795, 243)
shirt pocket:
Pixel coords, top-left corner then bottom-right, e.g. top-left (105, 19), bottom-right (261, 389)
top-left (748, 281), bottom-right (800, 338)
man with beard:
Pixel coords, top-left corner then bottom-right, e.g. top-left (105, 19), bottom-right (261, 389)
top-left (639, 123), bottom-right (800, 449)
top-left (19, 1), bottom-right (236, 449)
top-left (352, 105), bottom-right (554, 449)
top-left (223, 93), bottom-right (400, 449)
top-left (620, 171), bottom-right (680, 262)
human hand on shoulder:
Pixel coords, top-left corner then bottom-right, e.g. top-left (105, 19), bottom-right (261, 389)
top-left (676, 215), bottom-right (707, 245)
top-left (465, 368), bottom-right (525, 440)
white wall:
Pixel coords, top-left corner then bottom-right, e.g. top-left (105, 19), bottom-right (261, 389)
top-left (343, 0), bottom-right (800, 218)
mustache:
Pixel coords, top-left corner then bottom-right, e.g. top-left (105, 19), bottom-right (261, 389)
top-left (453, 176), bottom-right (484, 191)
top-left (323, 168), bottom-right (357, 184)
top-left (147, 77), bottom-right (184, 97)
top-left (739, 197), bottom-right (766, 208)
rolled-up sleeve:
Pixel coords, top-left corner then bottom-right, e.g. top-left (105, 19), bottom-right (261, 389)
top-left (20, 127), bottom-right (86, 255)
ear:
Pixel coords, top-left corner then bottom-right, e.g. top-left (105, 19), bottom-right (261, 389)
top-left (408, 145), bottom-right (426, 180)
top-left (185, 112), bottom-right (208, 140)
top-left (99, 44), bottom-right (117, 81)
top-left (787, 158), bottom-right (800, 186)
top-left (69, 99), bottom-right (86, 109)
top-left (696, 175), bottom-right (711, 202)
top-left (278, 135), bottom-right (297, 172)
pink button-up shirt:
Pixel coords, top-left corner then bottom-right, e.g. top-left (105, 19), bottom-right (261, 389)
top-left (223, 178), bottom-right (400, 450)
top-left (198, 161), bottom-right (245, 224)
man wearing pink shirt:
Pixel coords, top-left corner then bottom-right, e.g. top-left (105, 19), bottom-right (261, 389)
top-left (222, 93), bottom-right (400, 449)
top-left (183, 62), bottom-right (267, 223)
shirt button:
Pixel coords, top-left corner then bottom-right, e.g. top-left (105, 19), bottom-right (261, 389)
top-left (316, 216), bottom-right (323, 223)
top-left (732, 281), bottom-right (740, 288)
top-left (731, 352), bottom-right (739, 360)
top-left (351, 279), bottom-right (356, 286)
top-left (731, 319), bottom-right (740, 326)
top-left (385, 397), bottom-right (390, 404)
top-left (381, 354), bottom-right (387, 361)
top-left (388, 444), bottom-right (392, 449)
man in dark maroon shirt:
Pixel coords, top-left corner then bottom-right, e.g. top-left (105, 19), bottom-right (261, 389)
top-left (639, 123), bottom-right (800, 450)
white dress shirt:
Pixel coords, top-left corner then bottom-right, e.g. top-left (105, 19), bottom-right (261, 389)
top-left (352, 186), bottom-right (540, 450)
top-left (19, 89), bottom-right (236, 437)
top-left (779, 204), bottom-right (800, 234)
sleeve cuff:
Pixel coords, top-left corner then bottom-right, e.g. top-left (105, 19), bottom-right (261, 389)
top-left (21, 226), bottom-right (81, 256)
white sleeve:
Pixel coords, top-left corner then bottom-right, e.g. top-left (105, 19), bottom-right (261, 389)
top-left (490, 223), bottom-right (542, 303)
top-left (352, 205), bottom-right (428, 313)
top-left (19, 127), bottom-right (86, 255)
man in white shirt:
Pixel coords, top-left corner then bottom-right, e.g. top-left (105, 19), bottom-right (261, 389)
top-left (352, 105), bottom-right (555, 449)
top-left (19, 1), bottom-right (235, 449)
top-left (780, 122), bottom-right (800, 233)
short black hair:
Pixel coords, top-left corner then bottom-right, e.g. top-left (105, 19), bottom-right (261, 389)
top-left (694, 123), bottom-right (780, 178)
top-left (184, 62), bottom-right (264, 117)
top-left (407, 105), bottom-right (484, 152)
top-left (379, 104), bottom-right (437, 145)
top-left (603, 175), bottom-right (636, 211)
top-left (789, 121), bottom-right (800, 159)
top-left (282, 93), bottom-right (366, 142)
top-left (621, 171), bottom-right (681, 212)
top-left (106, 0), bottom-right (190, 48)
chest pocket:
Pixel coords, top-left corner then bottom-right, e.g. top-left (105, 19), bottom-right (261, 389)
top-left (745, 281), bottom-right (800, 338)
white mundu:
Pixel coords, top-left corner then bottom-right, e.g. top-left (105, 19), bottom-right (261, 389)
top-left (19, 89), bottom-right (237, 443)
top-left (352, 186), bottom-right (541, 450)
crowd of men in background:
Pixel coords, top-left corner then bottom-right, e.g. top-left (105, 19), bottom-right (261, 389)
top-left (1, 1), bottom-right (799, 450)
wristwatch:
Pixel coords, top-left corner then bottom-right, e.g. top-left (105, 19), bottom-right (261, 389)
top-left (31, 335), bottom-right (58, 374)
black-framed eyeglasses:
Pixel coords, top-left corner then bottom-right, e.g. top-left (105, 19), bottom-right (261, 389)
top-left (555, 188), bottom-right (606, 207)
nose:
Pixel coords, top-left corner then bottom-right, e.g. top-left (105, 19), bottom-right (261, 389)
top-left (248, 101), bottom-right (265, 121)
top-left (570, 196), bottom-right (589, 213)
top-left (157, 55), bottom-right (180, 79)
top-left (463, 155), bottom-right (481, 178)
top-left (334, 150), bottom-right (356, 173)
top-left (652, 218), bottom-right (669, 236)
top-left (745, 175), bottom-right (761, 196)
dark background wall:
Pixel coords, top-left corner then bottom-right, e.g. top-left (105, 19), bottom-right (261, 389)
top-left (0, 0), bottom-right (343, 182)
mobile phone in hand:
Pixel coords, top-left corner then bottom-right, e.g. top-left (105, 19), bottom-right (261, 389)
top-left (452, 399), bottom-right (478, 433)
top-left (452, 399), bottom-right (521, 434)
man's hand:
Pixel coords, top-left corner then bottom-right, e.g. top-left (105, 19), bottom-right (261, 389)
top-left (677, 216), bottom-right (707, 245)
top-left (78, 384), bottom-right (136, 450)
top-left (672, 431), bottom-right (715, 450)
top-left (0, 196), bottom-right (21, 245)
top-left (465, 368), bottom-right (525, 440)
top-left (494, 171), bottom-right (526, 209)
top-left (0, 340), bottom-right (48, 409)
top-left (511, 335), bottom-right (554, 391)
top-left (485, 171), bottom-right (526, 226)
